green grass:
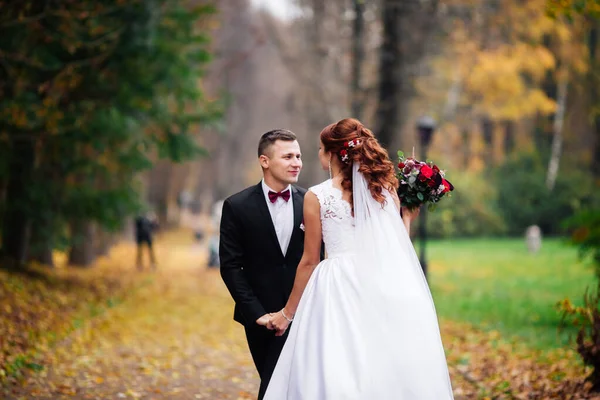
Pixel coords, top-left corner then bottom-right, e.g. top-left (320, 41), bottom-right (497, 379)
top-left (424, 237), bottom-right (594, 351)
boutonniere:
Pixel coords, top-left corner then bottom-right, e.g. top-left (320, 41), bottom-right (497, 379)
top-left (300, 218), bottom-right (305, 232)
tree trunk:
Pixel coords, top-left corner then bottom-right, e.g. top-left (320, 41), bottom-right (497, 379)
top-left (375, 0), bottom-right (402, 149)
top-left (441, 68), bottom-right (463, 124)
top-left (1, 137), bottom-right (35, 266)
top-left (28, 242), bottom-right (54, 267)
top-left (535, 63), bottom-right (558, 153)
top-left (546, 79), bottom-right (568, 191)
top-left (26, 204), bottom-right (57, 267)
top-left (481, 116), bottom-right (494, 164)
top-left (589, 23), bottom-right (600, 177)
top-left (462, 128), bottom-right (471, 168)
top-left (68, 220), bottom-right (96, 267)
top-left (350, 0), bottom-right (365, 119)
top-left (95, 228), bottom-right (114, 257)
top-left (301, 0), bottom-right (335, 185)
top-left (27, 225), bottom-right (54, 267)
top-left (147, 161), bottom-right (172, 228)
top-left (503, 120), bottom-right (515, 156)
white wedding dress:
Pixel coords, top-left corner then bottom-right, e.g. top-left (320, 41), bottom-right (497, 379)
top-left (264, 163), bottom-right (454, 400)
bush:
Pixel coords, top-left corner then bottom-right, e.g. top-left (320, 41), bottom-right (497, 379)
top-left (496, 153), bottom-right (598, 236)
top-left (556, 204), bottom-right (600, 389)
top-left (426, 172), bottom-right (506, 238)
top-left (564, 208), bottom-right (600, 275)
top-left (558, 285), bottom-right (600, 392)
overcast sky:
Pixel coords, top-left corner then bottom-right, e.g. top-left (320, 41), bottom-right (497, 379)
top-left (250, 0), bottom-right (302, 20)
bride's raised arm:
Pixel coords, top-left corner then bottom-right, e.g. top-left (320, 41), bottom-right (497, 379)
top-left (270, 191), bottom-right (322, 336)
top-left (388, 187), bottom-right (420, 235)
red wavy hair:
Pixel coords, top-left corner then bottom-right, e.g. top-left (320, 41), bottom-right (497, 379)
top-left (320, 118), bottom-right (398, 207)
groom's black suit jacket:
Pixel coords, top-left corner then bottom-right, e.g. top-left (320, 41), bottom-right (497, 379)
top-left (219, 182), bottom-right (307, 326)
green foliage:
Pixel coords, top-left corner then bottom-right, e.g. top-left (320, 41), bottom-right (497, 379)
top-left (546, 0), bottom-right (600, 20)
top-left (495, 152), bottom-right (598, 236)
top-left (564, 208), bottom-right (600, 274)
top-left (559, 207), bottom-right (600, 389)
top-left (0, 1), bottom-right (220, 260)
top-left (426, 172), bottom-right (506, 238)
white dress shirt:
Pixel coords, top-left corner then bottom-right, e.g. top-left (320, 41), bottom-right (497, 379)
top-left (262, 180), bottom-right (294, 256)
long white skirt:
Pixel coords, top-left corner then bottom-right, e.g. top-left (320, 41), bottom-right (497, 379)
top-left (264, 253), bottom-right (454, 400)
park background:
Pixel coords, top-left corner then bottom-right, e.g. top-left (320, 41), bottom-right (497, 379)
top-left (1, 0), bottom-right (600, 398)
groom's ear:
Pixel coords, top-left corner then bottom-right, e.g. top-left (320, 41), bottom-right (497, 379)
top-left (259, 154), bottom-right (269, 169)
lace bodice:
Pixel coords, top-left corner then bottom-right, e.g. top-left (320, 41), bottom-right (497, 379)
top-left (309, 180), bottom-right (355, 258)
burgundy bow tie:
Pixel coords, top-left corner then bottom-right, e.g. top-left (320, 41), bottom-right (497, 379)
top-left (268, 189), bottom-right (291, 203)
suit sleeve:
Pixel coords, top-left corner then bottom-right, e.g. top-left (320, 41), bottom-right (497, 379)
top-left (219, 199), bottom-right (267, 324)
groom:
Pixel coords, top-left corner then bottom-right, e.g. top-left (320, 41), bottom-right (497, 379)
top-left (220, 129), bottom-right (308, 399)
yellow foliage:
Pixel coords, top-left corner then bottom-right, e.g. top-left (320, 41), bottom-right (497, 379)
top-left (428, 0), bottom-right (591, 122)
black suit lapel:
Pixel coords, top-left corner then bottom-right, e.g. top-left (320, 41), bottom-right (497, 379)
top-left (253, 183), bottom-right (284, 259)
top-left (287, 186), bottom-right (304, 258)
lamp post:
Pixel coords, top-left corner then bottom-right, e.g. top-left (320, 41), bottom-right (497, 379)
top-left (416, 116), bottom-right (436, 279)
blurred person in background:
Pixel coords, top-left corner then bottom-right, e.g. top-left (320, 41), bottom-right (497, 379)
top-left (135, 210), bottom-right (158, 271)
top-left (207, 199), bottom-right (224, 268)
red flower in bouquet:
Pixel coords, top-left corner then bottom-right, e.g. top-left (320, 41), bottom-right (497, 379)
top-left (442, 179), bottom-right (453, 193)
top-left (395, 150), bottom-right (454, 211)
top-left (420, 165), bottom-right (433, 179)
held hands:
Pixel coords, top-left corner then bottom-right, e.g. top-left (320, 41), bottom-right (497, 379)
top-left (256, 310), bottom-right (293, 336)
top-left (256, 313), bottom-right (274, 327)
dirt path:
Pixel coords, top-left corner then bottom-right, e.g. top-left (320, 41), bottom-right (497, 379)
top-left (7, 234), bottom-right (258, 400)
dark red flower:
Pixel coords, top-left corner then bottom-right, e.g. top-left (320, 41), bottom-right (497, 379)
top-left (398, 162), bottom-right (405, 169)
top-left (340, 149), bottom-right (348, 156)
top-left (442, 179), bottom-right (453, 193)
top-left (432, 165), bottom-right (440, 174)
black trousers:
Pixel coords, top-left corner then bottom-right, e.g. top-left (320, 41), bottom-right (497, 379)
top-left (244, 323), bottom-right (290, 399)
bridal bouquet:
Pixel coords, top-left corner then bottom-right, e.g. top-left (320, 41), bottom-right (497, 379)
top-left (396, 150), bottom-right (454, 211)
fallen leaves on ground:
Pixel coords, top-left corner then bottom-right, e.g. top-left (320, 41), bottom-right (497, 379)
top-left (0, 229), bottom-right (598, 399)
top-left (443, 322), bottom-right (599, 399)
top-left (0, 243), bottom-right (142, 385)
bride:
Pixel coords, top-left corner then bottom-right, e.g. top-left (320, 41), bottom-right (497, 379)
top-left (263, 118), bottom-right (454, 399)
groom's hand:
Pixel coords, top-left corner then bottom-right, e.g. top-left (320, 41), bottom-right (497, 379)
top-left (256, 313), bottom-right (274, 327)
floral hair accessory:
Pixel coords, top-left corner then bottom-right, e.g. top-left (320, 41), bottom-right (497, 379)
top-left (344, 138), bottom-right (361, 148)
top-left (339, 149), bottom-right (349, 163)
top-left (339, 138), bottom-right (361, 164)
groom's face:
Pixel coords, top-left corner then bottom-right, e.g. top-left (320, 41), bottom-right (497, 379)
top-left (261, 140), bottom-right (302, 186)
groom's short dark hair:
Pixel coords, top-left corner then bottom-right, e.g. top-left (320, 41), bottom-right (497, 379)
top-left (258, 129), bottom-right (297, 157)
